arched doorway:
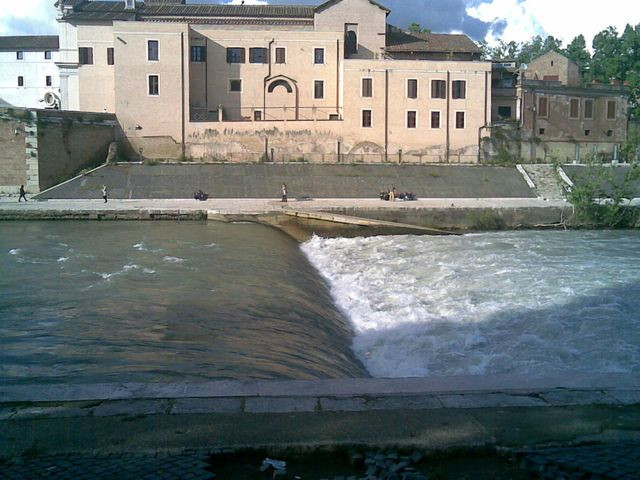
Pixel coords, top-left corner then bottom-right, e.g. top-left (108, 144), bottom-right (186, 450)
top-left (265, 76), bottom-right (298, 120)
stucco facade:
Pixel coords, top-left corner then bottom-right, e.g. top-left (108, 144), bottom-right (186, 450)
top-left (0, 36), bottom-right (60, 109)
top-left (57, 0), bottom-right (491, 162)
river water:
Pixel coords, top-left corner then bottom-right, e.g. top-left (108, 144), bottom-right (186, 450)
top-left (0, 221), bottom-right (367, 385)
top-left (1, 222), bottom-right (639, 385)
top-left (302, 230), bottom-right (640, 378)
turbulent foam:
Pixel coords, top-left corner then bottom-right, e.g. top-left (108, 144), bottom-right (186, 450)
top-left (301, 231), bottom-right (640, 378)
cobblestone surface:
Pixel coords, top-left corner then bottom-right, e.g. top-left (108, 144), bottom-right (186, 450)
top-left (1, 453), bottom-right (214, 480)
top-left (518, 441), bottom-right (640, 480)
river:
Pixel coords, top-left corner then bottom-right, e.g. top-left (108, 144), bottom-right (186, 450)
top-left (2, 222), bottom-right (639, 384)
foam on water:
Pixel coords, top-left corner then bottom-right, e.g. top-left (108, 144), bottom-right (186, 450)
top-left (301, 231), bottom-right (640, 378)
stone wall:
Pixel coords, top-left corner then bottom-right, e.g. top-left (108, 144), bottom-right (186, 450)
top-left (0, 108), bottom-right (118, 194)
top-left (0, 115), bottom-right (28, 194)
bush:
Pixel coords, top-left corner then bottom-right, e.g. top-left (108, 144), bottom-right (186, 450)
top-left (557, 160), bottom-right (640, 228)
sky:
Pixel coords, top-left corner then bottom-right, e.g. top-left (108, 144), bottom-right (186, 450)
top-left (1, 0), bottom-right (639, 49)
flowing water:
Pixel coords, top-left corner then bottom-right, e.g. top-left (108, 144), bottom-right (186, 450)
top-left (2, 222), bottom-right (639, 385)
top-left (301, 230), bottom-right (640, 378)
top-left (0, 221), bottom-right (367, 385)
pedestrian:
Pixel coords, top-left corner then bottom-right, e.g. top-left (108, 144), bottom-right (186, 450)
top-left (101, 185), bottom-right (108, 203)
top-left (281, 183), bottom-right (288, 203)
top-left (18, 185), bottom-right (27, 202)
top-left (389, 187), bottom-right (396, 202)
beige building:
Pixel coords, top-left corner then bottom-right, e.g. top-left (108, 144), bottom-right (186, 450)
top-left (489, 51), bottom-right (630, 163)
top-left (57, 0), bottom-right (491, 163)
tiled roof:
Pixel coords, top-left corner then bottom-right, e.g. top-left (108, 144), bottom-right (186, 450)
top-left (0, 35), bottom-right (59, 50)
top-left (385, 25), bottom-right (481, 54)
top-left (316, 0), bottom-right (390, 13)
top-left (63, 1), bottom-right (316, 21)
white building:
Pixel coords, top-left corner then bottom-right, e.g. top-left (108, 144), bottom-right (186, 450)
top-left (0, 36), bottom-right (61, 109)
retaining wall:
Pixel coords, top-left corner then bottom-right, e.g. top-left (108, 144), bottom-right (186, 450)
top-left (0, 108), bottom-right (118, 194)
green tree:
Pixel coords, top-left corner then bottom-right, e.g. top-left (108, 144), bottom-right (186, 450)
top-left (408, 23), bottom-right (431, 34)
top-left (591, 27), bottom-right (622, 83)
top-left (564, 34), bottom-right (591, 75)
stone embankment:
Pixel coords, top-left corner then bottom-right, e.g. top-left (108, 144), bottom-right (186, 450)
top-left (1, 373), bottom-right (640, 460)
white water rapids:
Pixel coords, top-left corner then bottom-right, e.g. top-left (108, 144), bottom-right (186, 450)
top-left (301, 230), bottom-right (640, 378)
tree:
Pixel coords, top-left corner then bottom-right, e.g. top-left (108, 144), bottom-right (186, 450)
top-left (564, 34), bottom-right (591, 75)
top-left (408, 23), bottom-right (431, 34)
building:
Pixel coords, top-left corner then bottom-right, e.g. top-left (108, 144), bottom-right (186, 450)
top-left (56, 0), bottom-right (492, 162)
top-left (0, 36), bottom-right (61, 109)
top-left (490, 51), bottom-right (630, 163)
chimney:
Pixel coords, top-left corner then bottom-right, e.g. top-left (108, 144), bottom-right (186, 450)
top-left (124, 0), bottom-right (136, 10)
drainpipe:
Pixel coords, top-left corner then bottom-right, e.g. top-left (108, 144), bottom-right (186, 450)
top-left (264, 39), bottom-right (275, 117)
top-left (336, 39), bottom-right (340, 116)
top-left (446, 70), bottom-right (450, 162)
top-left (477, 70), bottom-right (489, 163)
top-left (385, 69), bottom-right (389, 161)
top-left (531, 88), bottom-right (536, 163)
top-left (181, 32), bottom-right (185, 158)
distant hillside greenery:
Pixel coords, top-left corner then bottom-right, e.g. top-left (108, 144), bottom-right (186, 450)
top-left (479, 23), bottom-right (640, 119)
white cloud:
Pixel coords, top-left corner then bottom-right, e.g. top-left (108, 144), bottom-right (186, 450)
top-left (469, 0), bottom-right (640, 48)
top-left (0, 0), bottom-right (58, 36)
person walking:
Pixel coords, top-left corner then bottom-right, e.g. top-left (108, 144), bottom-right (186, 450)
top-left (101, 185), bottom-right (108, 203)
top-left (18, 185), bottom-right (27, 202)
top-left (281, 183), bottom-right (288, 203)
top-left (389, 186), bottom-right (396, 202)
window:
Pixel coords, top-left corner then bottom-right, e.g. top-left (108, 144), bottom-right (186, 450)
top-left (148, 75), bottom-right (159, 95)
top-left (407, 111), bottom-right (417, 128)
top-left (314, 48), bottom-right (325, 64)
top-left (46, 76), bottom-right (52, 86)
top-left (16, 51), bottom-right (23, 60)
top-left (431, 80), bottom-right (446, 99)
top-left (362, 78), bottom-right (372, 97)
top-left (497, 106), bottom-right (512, 119)
top-left (431, 111), bottom-right (441, 129)
top-left (190, 46), bottom-right (206, 62)
top-left (407, 79), bottom-right (418, 99)
top-left (329, 113), bottom-right (340, 120)
top-left (585, 129), bottom-right (591, 136)
top-left (455, 111), bottom-right (465, 129)
top-left (229, 79), bottom-right (242, 92)
top-left (607, 100), bottom-right (616, 119)
top-left (314, 80), bottom-right (324, 99)
top-left (107, 47), bottom-right (114, 65)
top-left (345, 25), bottom-right (358, 55)
top-left (452, 80), bottom-right (466, 99)
top-left (569, 99), bottom-right (579, 119)
top-left (147, 40), bottom-right (159, 61)
top-left (250, 47), bottom-right (267, 64)
top-left (539, 128), bottom-right (545, 135)
top-left (607, 130), bottom-right (613, 137)
top-left (78, 47), bottom-right (93, 65)
top-left (226, 47), bottom-right (245, 63)
top-left (537, 96), bottom-right (548, 117)
top-left (17, 76), bottom-right (24, 87)
top-left (584, 99), bottom-right (594, 119)
top-left (254, 110), bottom-right (262, 121)
top-left (44, 50), bottom-right (51, 60)
top-left (362, 109), bottom-right (372, 128)
top-left (275, 47), bottom-right (286, 64)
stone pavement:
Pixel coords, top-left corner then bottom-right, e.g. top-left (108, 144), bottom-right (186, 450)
top-left (3, 442), bottom-right (640, 479)
top-left (1, 452), bottom-right (214, 480)
top-left (516, 441), bottom-right (640, 480)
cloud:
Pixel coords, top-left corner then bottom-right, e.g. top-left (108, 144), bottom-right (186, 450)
top-left (0, 0), bottom-right (58, 36)
top-left (468, 0), bottom-right (640, 47)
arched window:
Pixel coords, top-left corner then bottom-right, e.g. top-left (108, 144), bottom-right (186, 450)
top-left (346, 31), bottom-right (358, 55)
top-left (268, 79), bottom-right (293, 93)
